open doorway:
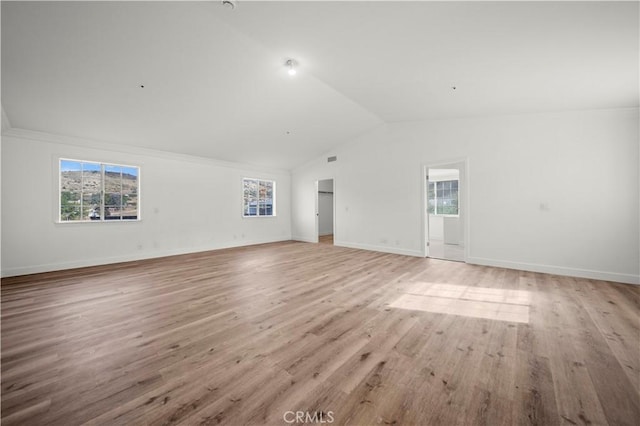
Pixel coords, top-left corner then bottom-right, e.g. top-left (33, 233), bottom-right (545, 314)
top-left (317, 179), bottom-right (334, 244)
top-left (424, 161), bottom-right (467, 262)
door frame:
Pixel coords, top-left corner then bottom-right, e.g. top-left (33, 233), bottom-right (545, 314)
top-left (421, 158), bottom-right (469, 261)
top-left (315, 178), bottom-right (336, 243)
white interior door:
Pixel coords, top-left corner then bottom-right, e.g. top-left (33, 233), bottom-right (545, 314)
top-left (425, 161), bottom-right (466, 262)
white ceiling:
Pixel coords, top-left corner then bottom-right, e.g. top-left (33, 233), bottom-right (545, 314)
top-left (2, 1), bottom-right (638, 170)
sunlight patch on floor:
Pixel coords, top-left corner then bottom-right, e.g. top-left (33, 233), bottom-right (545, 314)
top-left (390, 283), bottom-right (531, 323)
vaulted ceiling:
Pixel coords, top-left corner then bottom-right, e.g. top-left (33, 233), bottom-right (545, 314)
top-left (2, 1), bottom-right (638, 169)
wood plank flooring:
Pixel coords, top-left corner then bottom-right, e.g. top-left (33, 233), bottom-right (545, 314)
top-left (1, 241), bottom-right (639, 425)
top-left (319, 235), bottom-right (334, 245)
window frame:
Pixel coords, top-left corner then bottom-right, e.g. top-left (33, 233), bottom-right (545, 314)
top-left (242, 177), bottom-right (276, 218)
top-left (428, 179), bottom-right (459, 217)
top-left (58, 158), bottom-right (141, 223)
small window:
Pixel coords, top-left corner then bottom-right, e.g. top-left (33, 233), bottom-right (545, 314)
top-left (428, 179), bottom-right (459, 215)
top-left (243, 178), bottom-right (275, 217)
top-left (59, 159), bottom-right (140, 222)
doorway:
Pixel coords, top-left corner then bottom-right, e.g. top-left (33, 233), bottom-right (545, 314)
top-left (424, 161), bottom-right (467, 262)
top-left (317, 179), bottom-right (334, 244)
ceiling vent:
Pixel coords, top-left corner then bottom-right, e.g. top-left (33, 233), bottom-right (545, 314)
top-left (327, 156), bottom-right (337, 163)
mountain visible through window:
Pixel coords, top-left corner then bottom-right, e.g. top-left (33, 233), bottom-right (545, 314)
top-left (60, 159), bottom-right (139, 221)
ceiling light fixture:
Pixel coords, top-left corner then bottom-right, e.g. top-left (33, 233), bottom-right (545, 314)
top-left (286, 59), bottom-right (297, 76)
top-left (222, 0), bottom-right (236, 10)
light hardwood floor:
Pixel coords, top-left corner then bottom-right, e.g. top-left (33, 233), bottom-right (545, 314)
top-left (319, 235), bottom-right (334, 245)
top-left (1, 241), bottom-right (639, 425)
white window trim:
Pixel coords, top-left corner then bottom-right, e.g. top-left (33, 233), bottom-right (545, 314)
top-left (242, 177), bottom-right (276, 218)
top-left (58, 158), bottom-right (142, 223)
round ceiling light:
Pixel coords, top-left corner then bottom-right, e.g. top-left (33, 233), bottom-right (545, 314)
top-left (222, 1), bottom-right (236, 10)
top-left (286, 59), bottom-right (297, 76)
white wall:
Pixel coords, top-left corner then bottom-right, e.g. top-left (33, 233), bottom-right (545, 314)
top-left (1, 129), bottom-right (292, 277)
top-left (318, 179), bottom-right (334, 236)
top-left (292, 108), bottom-right (640, 284)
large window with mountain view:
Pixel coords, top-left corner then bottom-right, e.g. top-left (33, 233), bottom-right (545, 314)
top-left (59, 159), bottom-right (140, 222)
top-left (428, 179), bottom-right (459, 215)
top-left (243, 178), bottom-right (275, 217)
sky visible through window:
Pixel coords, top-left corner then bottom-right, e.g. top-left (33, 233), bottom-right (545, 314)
top-left (60, 160), bottom-right (138, 177)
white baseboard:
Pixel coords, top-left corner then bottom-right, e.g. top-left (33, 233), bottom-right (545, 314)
top-left (334, 240), bottom-right (423, 257)
top-left (1, 237), bottom-right (292, 278)
top-left (292, 235), bottom-right (318, 243)
top-left (467, 256), bottom-right (639, 285)
top-left (5, 240), bottom-right (637, 286)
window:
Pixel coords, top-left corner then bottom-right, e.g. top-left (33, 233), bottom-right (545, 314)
top-left (59, 159), bottom-right (140, 222)
top-left (243, 178), bottom-right (275, 217)
top-left (428, 179), bottom-right (458, 215)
